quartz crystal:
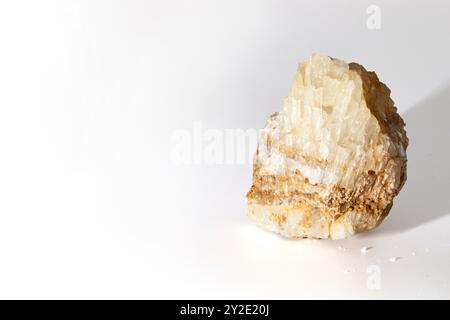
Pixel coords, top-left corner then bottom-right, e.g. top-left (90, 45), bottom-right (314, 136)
top-left (246, 54), bottom-right (408, 239)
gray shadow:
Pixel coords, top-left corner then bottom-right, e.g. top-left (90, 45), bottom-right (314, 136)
top-left (375, 83), bottom-right (450, 235)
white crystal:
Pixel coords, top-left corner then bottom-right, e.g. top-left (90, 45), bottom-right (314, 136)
top-left (246, 54), bottom-right (408, 239)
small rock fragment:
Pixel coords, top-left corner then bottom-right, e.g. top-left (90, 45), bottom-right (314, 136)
top-left (361, 246), bottom-right (373, 254)
top-left (389, 257), bottom-right (401, 262)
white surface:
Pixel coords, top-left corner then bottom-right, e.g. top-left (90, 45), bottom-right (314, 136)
top-left (0, 0), bottom-right (449, 299)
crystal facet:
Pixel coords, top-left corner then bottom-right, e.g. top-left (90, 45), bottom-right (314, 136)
top-left (246, 54), bottom-right (408, 239)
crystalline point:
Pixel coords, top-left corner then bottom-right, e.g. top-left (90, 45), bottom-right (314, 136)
top-left (246, 54), bottom-right (408, 239)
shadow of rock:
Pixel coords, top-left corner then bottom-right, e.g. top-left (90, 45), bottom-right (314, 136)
top-left (375, 83), bottom-right (450, 235)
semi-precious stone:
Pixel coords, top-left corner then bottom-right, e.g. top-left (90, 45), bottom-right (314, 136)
top-left (246, 54), bottom-right (408, 239)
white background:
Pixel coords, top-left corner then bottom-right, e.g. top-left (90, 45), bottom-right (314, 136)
top-left (0, 0), bottom-right (449, 299)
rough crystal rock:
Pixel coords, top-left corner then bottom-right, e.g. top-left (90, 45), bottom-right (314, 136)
top-left (246, 54), bottom-right (408, 239)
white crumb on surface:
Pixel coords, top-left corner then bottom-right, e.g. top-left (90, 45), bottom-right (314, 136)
top-left (389, 257), bottom-right (401, 262)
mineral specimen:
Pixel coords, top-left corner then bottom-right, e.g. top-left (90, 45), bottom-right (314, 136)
top-left (246, 54), bottom-right (408, 239)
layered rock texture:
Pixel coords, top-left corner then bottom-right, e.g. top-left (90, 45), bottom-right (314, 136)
top-left (246, 54), bottom-right (408, 239)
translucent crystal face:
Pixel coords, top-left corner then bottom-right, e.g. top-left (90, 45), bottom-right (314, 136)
top-left (256, 54), bottom-right (403, 189)
top-left (247, 54), bottom-right (408, 239)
